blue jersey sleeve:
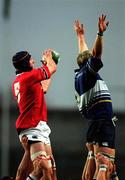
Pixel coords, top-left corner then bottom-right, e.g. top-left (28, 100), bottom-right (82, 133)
top-left (86, 56), bottom-right (103, 73)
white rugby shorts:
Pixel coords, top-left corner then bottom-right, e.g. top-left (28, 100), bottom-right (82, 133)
top-left (19, 121), bottom-right (51, 145)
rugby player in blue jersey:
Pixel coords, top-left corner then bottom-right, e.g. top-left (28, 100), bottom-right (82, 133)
top-left (74, 15), bottom-right (119, 180)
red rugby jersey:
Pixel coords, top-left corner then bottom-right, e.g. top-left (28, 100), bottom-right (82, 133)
top-left (12, 65), bottom-right (51, 130)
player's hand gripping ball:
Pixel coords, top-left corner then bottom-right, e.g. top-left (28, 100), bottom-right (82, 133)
top-left (52, 50), bottom-right (60, 64)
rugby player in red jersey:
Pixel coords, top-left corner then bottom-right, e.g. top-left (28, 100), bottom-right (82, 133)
top-left (12, 49), bottom-right (57, 180)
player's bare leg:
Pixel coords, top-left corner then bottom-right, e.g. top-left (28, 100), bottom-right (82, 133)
top-left (27, 142), bottom-right (52, 180)
top-left (82, 143), bottom-right (96, 180)
top-left (99, 152), bottom-right (119, 180)
top-left (96, 152), bottom-right (111, 180)
top-left (45, 144), bottom-right (57, 180)
top-left (95, 146), bottom-right (117, 180)
top-left (93, 144), bottom-right (99, 179)
top-left (96, 152), bottom-right (119, 180)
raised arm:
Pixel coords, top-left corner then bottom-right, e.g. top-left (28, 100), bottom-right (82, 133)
top-left (74, 20), bottom-right (89, 53)
top-left (40, 49), bottom-right (57, 93)
top-left (42, 49), bottom-right (57, 75)
top-left (92, 14), bottom-right (109, 58)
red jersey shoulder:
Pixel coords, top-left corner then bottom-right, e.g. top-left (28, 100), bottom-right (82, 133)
top-left (22, 66), bottom-right (51, 81)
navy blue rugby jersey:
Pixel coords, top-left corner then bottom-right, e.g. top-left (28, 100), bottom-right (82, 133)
top-left (74, 56), bottom-right (113, 120)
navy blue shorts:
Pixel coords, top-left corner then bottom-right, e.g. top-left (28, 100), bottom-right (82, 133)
top-left (86, 120), bottom-right (115, 148)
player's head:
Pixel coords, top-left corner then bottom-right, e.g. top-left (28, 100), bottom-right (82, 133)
top-left (77, 50), bottom-right (92, 67)
top-left (12, 51), bottom-right (34, 74)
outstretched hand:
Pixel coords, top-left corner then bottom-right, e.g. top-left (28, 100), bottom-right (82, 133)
top-left (41, 49), bottom-right (53, 65)
top-left (74, 20), bottom-right (85, 36)
top-left (98, 14), bottom-right (109, 33)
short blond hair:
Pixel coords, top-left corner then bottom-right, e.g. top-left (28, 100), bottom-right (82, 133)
top-left (77, 50), bottom-right (92, 66)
